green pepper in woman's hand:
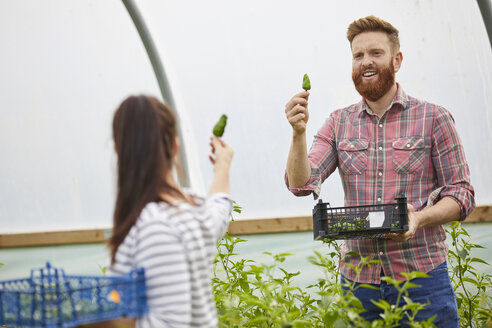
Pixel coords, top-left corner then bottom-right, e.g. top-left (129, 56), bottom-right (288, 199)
top-left (302, 73), bottom-right (311, 91)
top-left (213, 114), bottom-right (228, 137)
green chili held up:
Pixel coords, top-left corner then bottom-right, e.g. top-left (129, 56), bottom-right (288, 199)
top-left (302, 73), bottom-right (311, 91)
top-left (213, 114), bottom-right (228, 137)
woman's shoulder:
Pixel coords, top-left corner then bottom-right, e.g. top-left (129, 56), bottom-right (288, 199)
top-left (182, 188), bottom-right (205, 205)
top-left (135, 201), bottom-right (181, 231)
top-left (135, 190), bottom-right (231, 227)
top-left (136, 197), bottom-right (204, 225)
top-left (182, 189), bottom-right (232, 205)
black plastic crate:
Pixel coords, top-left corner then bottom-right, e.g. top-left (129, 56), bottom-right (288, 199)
top-left (313, 197), bottom-right (409, 240)
top-left (0, 262), bottom-right (148, 328)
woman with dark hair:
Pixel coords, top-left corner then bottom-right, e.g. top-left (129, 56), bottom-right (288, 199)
top-left (85, 95), bottom-right (233, 328)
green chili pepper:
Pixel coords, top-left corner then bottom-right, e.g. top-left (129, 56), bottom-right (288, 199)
top-left (302, 73), bottom-right (311, 91)
top-left (213, 114), bottom-right (228, 137)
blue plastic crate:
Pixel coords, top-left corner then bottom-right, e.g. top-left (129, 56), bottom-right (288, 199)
top-left (0, 262), bottom-right (148, 328)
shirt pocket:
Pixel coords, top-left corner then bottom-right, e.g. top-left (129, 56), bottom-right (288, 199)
top-left (337, 138), bottom-right (369, 175)
top-left (392, 136), bottom-right (425, 174)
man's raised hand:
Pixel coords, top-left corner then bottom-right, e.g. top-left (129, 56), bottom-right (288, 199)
top-left (285, 91), bottom-right (310, 135)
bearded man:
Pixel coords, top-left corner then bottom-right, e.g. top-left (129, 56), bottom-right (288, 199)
top-left (284, 16), bottom-right (474, 327)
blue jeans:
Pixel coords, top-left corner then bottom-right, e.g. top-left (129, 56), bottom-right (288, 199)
top-left (341, 262), bottom-right (459, 327)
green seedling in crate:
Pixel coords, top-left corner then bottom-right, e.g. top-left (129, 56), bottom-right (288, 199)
top-left (329, 217), bottom-right (365, 233)
top-left (340, 222), bottom-right (356, 231)
top-left (354, 217), bottom-right (365, 229)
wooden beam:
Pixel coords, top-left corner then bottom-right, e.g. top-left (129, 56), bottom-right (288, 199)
top-left (0, 229), bottom-right (109, 248)
top-left (228, 216), bottom-right (313, 235)
top-left (464, 205), bottom-right (492, 223)
top-left (1, 205), bottom-right (490, 248)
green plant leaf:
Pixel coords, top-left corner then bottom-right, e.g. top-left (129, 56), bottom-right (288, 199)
top-left (277, 252), bottom-right (293, 257)
top-left (334, 317), bottom-right (351, 328)
top-left (97, 264), bottom-right (107, 275)
top-left (462, 277), bottom-right (478, 285)
top-left (345, 251), bottom-right (360, 258)
top-left (355, 283), bottom-right (379, 290)
top-left (239, 279), bottom-right (250, 293)
top-left (322, 311), bottom-right (338, 325)
top-left (403, 282), bottom-right (421, 289)
top-left (470, 257), bottom-right (489, 265)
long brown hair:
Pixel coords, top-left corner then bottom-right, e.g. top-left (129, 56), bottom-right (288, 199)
top-left (109, 95), bottom-right (185, 264)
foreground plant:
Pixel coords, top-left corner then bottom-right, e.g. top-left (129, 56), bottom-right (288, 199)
top-left (213, 234), bottom-right (315, 327)
top-left (309, 245), bottom-right (437, 327)
top-left (447, 221), bottom-right (492, 327)
top-left (213, 233), bottom-right (443, 327)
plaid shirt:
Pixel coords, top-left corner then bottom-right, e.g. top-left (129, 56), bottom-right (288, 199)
top-left (287, 84), bottom-right (475, 283)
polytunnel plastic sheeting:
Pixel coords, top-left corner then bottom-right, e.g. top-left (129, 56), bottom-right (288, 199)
top-left (1, 223), bottom-right (492, 288)
top-left (1, 0), bottom-right (492, 234)
top-left (137, 0), bottom-right (492, 221)
top-left (0, 0), bottom-right (203, 234)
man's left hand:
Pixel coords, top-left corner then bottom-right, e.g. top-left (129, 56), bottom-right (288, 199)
top-left (385, 204), bottom-right (421, 242)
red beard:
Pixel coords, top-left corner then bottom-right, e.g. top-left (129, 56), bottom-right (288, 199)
top-left (352, 60), bottom-right (395, 102)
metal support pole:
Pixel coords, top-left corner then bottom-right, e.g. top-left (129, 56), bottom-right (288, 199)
top-left (121, 0), bottom-right (191, 187)
top-left (477, 0), bottom-right (492, 50)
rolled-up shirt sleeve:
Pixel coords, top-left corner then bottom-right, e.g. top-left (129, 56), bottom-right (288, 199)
top-left (431, 107), bottom-right (475, 220)
top-left (285, 112), bottom-right (339, 199)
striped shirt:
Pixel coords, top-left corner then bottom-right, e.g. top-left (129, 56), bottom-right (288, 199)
top-left (287, 84), bottom-right (475, 283)
top-left (108, 191), bottom-right (232, 327)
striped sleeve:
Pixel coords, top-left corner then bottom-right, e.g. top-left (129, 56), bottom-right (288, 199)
top-left (201, 192), bottom-right (232, 240)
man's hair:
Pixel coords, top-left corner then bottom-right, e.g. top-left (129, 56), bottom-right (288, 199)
top-left (347, 15), bottom-right (400, 52)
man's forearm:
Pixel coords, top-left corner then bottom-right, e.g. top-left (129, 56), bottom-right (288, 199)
top-left (286, 132), bottom-right (311, 188)
top-left (389, 196), bottom-right (462, 242)
top-left (416, 197), bottom-right (462, 228)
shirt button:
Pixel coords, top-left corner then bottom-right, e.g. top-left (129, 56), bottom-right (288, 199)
top-left (406, 144), bottom-right (411, 148)
top-left (379, 124), bottom-right (383, 128)
top-left (350, 144), bottom-right (355, 148)
top-left (378, 146), bottom-right (383, 151)
top-left (378, 171), bottom-right (383, 176)
top-left (377, 197), bottom-right (382, 202)
top-left (379, 251), bottom-right (384, 256)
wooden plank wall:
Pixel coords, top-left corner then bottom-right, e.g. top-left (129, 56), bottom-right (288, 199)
top-left (1, 205), bottom-right (490, 248)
